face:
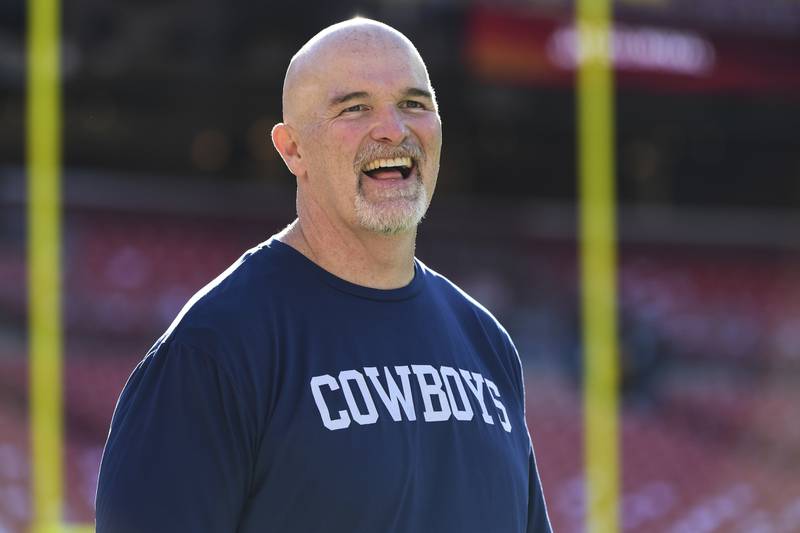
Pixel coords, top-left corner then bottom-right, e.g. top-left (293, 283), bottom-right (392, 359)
top-left (291, 36), bottom-right (442, 235)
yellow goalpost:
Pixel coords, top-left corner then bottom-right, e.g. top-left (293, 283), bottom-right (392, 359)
top-left (577, 0), bottom-right (621, 532)
top-left (27, 0), bottom-right (94, 530)
top-left (27, 0), bottom-right (64, 528)
top-left (27, 0), bottom-right (95, 526)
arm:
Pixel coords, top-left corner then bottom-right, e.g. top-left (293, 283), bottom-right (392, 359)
top-left (95, 340), bottom-right (255, 533)
top-left (527, 447), bottom-right (553, 533)
top-left (503, 331), bottom-right (553, 532)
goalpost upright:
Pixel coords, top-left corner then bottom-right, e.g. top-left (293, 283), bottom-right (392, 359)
top-left (576, 0), bottom-right (621, 531)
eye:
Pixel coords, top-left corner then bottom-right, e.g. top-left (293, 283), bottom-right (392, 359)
top-left (400, 100), bottom-right (427, 110)
top-left (340, 104), bottom-right (369, 114)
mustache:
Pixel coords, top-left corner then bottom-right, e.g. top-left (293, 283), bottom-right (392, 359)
top-left (353, 141), bottom-right (425, 173)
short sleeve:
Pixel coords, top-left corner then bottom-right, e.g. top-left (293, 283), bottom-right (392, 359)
top-left (96, 340), bottom-right (255, 532)
top-left (527, 448), bottom-right (553, 532)
top-left (501, 329), bottom-right (552, 532)
top-left (504, 332), bottom-right (527, 407)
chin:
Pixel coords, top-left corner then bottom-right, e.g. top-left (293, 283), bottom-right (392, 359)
top-left (354, 196), bottom-right (428, 235)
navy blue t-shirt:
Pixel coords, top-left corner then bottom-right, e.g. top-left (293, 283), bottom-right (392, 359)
top-left (96, 239), bottom-right (551, 532)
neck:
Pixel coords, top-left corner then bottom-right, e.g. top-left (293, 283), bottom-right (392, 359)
top-left (276, 207), bottom-right (417, 290)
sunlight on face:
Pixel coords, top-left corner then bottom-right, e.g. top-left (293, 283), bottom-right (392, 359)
top-left (283, 21), bottom-right (442, 237)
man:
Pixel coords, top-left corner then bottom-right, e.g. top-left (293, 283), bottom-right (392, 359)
top-left (96, 18), bottom-right (551, 533)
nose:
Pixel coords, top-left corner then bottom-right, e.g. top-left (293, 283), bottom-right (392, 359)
top-left (370, 106), bottom-right (408, 145)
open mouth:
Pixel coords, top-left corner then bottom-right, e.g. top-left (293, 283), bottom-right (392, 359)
top-left (361, 156), bottom-right (415, 180)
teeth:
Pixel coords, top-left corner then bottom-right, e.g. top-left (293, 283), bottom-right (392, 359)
top-left (363, 157), bottom-right (413, 172)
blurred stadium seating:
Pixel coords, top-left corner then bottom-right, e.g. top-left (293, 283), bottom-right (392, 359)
top-left (2, 200), bottom-right (799, 531)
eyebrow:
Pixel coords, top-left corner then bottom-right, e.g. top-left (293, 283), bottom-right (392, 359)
top-left (329, 91), bottom-right (369, 106)
top-left (328, 87), bottom-right (434, 107)
top-left (403, 87), bottom-right (433, 100)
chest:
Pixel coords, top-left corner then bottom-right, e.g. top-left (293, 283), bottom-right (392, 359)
top-left (239, 304), bottom-right (530, 532)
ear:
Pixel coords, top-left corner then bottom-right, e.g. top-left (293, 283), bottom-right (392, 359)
top-left (271, 123), bottom-right (305, 178)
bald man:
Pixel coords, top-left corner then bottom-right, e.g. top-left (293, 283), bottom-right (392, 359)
top-left (96, 19), bottom-right (551, 533)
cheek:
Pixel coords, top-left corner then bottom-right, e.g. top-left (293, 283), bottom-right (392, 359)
top-left (318, 129), bottom-right (366, 181)
top-left (415, 116), bottom-right (443, 157)
top-left (418, 118), bottom-right (441, 193)
top-left (314, 130), bottom-right (362, 196)
top-left (327, 121), bottom-right (366, 153)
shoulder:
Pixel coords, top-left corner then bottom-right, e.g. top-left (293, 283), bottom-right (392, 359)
top-left (151, 240), bottom-right (295, 367)
top-left (418, 259), bottom-right (526, 399)
top-left (129, 241), bottom-right (295, 426)
top-left (419, 259), bottom-right (514, 344)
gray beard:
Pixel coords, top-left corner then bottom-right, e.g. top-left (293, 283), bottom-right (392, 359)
top-left (354, 173), bottom-right (429, 235)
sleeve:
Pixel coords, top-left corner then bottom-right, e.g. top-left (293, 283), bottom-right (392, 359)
top-left (503, 329), bottom-right (553, 532)
top-left (527, 447), bottom-right (553, 533)
top-left (95, 340), bottom-right (255, 533)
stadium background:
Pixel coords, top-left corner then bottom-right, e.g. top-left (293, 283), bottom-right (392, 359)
top-left (2, 0), bottom-right (800, 531)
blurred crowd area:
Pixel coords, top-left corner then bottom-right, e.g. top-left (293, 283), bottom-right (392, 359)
top-left (2, 0), bottom-right (800, 531)
top-left (1, 0), bottom-right (799, 204)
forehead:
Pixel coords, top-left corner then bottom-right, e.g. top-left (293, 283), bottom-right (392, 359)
top-left (316, 41), bottom-right (430, 100)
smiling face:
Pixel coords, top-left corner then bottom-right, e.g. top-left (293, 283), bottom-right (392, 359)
top-left (274, 21), bottom-right (442, 236)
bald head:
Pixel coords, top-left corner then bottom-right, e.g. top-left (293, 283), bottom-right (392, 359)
top-left (270, 18), bottom-right (442, 238)
top-left (281, 18), bottom-right (434, 127)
